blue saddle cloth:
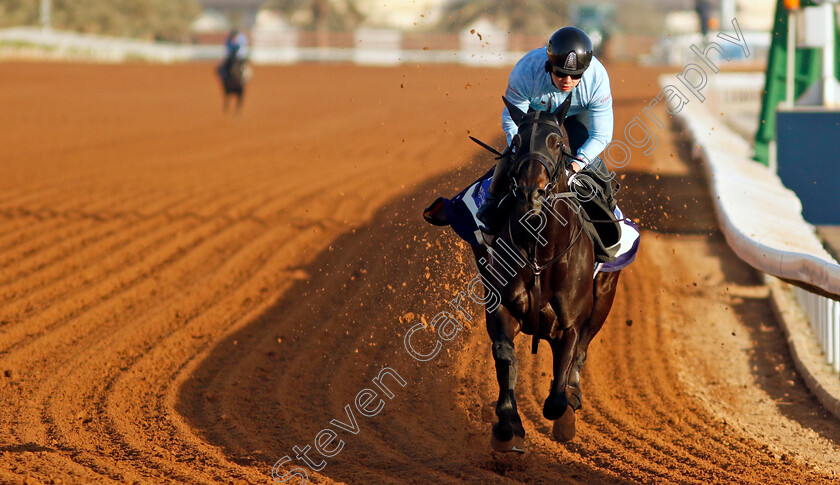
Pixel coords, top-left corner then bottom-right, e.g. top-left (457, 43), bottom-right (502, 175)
top-left (434, 169), bottom-right (640, 273)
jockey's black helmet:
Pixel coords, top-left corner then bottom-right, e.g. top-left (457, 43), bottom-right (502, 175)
top-left (545, 27), bottom-right (593, 76)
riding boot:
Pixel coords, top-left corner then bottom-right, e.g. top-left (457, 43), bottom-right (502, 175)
top-left (564, 115), bottom-right (617, 210)
top-left (579, 156), bottom-right (616, 210)
top-left (477, 153), bottom-right (514, 235)
top-left (595, 158), bottom-right (617, 211)
top-left (576, 156), bottom-right (621, 263)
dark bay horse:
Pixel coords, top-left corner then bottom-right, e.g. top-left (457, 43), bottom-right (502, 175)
top-left (217, 57), bottom-right (250, 113)
top-left (476, 97), bottom-right (621, 452)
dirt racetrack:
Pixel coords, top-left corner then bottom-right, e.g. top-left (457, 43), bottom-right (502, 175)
top-left (1, 60), bottom-right (839, 484)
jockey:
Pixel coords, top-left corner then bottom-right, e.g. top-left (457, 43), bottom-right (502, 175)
top-left (477, 26), bottom-right (617, 235)
top-left (220, 29), bottom-right (249, 78)
top-left (225, 29), bottom-right (249, 62)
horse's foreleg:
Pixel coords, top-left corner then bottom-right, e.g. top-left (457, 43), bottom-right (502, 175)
top-left (581, 272), bottom-right (620, 348)
top-left (545, 327), bottom-right (581, 442)
top-left (544, 326), bottom-right (580, 419)
top-left (487, 307), bottom-right (525, 452)
top-left (492, 337), bottom-right (517, 401)
top-left (569, 271), bottom-right (621, 402)
top-left (235, 92), bottom-right (244, 114)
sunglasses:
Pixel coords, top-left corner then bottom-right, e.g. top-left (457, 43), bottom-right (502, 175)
top-left (551, 67), bottom-right (582, 80)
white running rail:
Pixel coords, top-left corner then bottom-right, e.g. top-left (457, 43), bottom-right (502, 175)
top-left (797, 290), bottom-right (840, 372)
top-left (661, 72), bottom-right (840, 374)
top-left (0, 26), bottom-right (523, 66)
top-left (0, 27), bottom-right (209, 62)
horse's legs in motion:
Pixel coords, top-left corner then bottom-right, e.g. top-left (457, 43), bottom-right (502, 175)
top-left (487, 306), bottom-right (525, 452)
top-left (543, 324), bottom-right (581, 441)
top-left (235, 91), bottom-right (244, 114)
top-left (569, 271), bottom-right (621, 406)
top-left (544, 271), bottom-right (621, 442)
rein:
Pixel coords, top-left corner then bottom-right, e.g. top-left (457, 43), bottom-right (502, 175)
top-left (472, 107), bottom-right (584, 355)
top-left (507, 208), bottom-right (584, 354)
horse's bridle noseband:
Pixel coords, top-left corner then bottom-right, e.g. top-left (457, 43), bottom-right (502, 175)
top-left (508, 111), bottom-right (577, 203)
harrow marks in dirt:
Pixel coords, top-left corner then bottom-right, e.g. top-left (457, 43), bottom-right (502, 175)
top-left (0, 62), bottom-right (838, 484)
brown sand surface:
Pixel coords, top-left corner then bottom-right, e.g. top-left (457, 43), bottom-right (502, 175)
top-left (0, 61), bottom-right (838, 484)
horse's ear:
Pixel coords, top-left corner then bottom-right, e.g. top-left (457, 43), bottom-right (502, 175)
top-left (503, 96), bottom-right (526, 125)
top-left (554, 94), bottom-right (571, 125)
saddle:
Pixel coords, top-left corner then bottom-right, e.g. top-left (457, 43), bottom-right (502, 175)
top-left (423, 165), bottom-right (640, 272)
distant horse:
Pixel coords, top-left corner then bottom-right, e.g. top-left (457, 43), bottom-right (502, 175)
top-left (474, 97), bottom-right (621, 451)
top-left (217, 57), bottom-right (251, 113)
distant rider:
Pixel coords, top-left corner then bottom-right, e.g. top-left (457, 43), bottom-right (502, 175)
top-left (477, 26), bottom-right (617, 235)
top-left (219, 29), bottom-right (249, 79)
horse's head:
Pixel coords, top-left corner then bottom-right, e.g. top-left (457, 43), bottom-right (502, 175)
top-left (503, 96), bottom-right (572, 218)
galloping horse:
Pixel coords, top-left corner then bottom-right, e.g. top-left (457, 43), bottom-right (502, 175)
top-left (475, 96), bottom-right (621, 452)
top-left (217, 57), bottom-right (250, 113)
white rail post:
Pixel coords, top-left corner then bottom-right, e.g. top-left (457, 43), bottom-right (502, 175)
top-left (833, 298), bottom-right (840, 372)
top-left (819, 2), bottom-right (836, 107)
top-left (825, 296), bottom-right (833, 364)
top-left (820, 294), bottom-right (828, 355)
top-left (40, 0), bottom-right (51, 29)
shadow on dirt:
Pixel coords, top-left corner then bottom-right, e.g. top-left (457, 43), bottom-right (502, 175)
top-left (176, 138), bottom-right (635, 484)
top-left (0, 443), bottom-right (55, 453)
top-left (178, 116), bottom-right (840, 482)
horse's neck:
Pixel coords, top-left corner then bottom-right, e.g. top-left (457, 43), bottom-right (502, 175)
top-left (546, 200), bottom-right (579, 249)
top-left (549, 190), bottom-right (580, 224)
top-left (509, 198), bottom-right (579, 260)
top-left (227, 59), bottom-right (243, 80)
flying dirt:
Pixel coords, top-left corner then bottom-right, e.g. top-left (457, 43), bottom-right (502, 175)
top-left (0, 62), bottom-right (838, 484)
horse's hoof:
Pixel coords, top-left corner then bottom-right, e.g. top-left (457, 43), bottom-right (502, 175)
top-left (490, 433), bottom-right (525, 453)
top-left (551, 405), bottom-right (576, 442)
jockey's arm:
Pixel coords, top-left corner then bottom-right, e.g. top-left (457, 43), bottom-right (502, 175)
top-left (501, 67), bottom-right (532, 147)
top-left (576, 65), bottom-right (614, 167)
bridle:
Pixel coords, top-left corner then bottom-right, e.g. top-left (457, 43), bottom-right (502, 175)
top-left (509, 111), bottom-right (568, 196)
top-left (505, 110), bottom-right (587, 354)
top-left (506, 110), bottom-right (583, 248)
